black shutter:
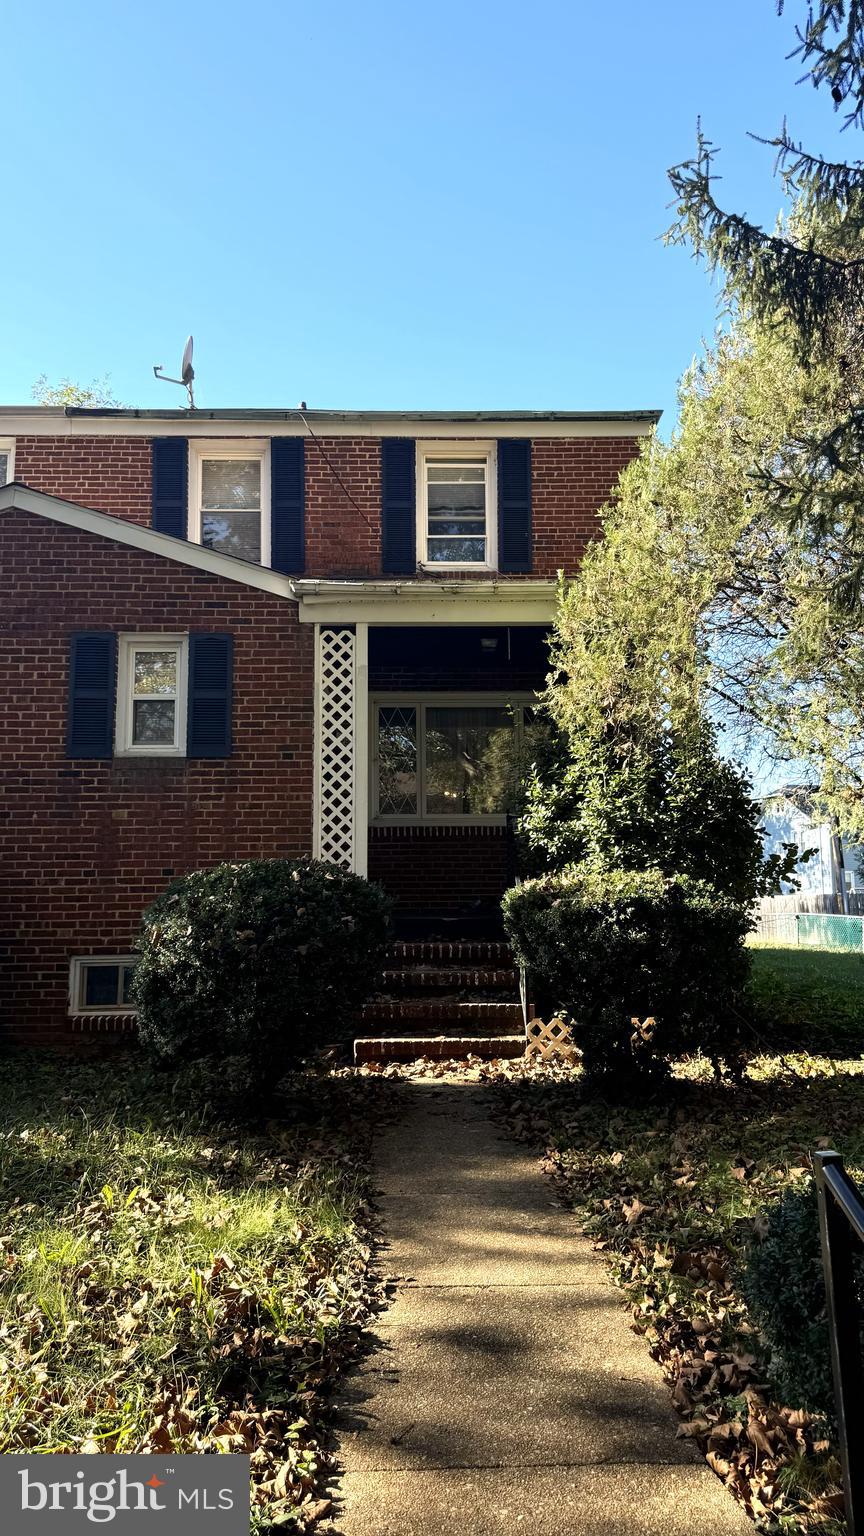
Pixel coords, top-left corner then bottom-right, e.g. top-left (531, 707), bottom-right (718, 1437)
top-left (381, 439), bottom-right (416, 574)
top-left (67, 632), bottom-right (116, 758)
top-left (151, 438), bottom-right (188, 539)
top-left (498, 439), bottom-right (532, 573)
top-left (270, 437), bottom-right (305, 572)
top-left (187, 633), bottom-right (233, 758)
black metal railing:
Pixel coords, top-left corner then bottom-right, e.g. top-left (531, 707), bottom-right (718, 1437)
top-left (814, 1150), bottom-right (864, 1534)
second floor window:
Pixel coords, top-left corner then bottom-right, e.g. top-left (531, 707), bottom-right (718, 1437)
top-left (417, 443), bottom-right (496, 569)
top-left (190, 441), bottom-right (270, 564)
top-left (0, 439), bottom-right (14, 485)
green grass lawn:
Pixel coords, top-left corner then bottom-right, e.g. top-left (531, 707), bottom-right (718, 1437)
top-left (495, 1054), bottom-right (864, 1534)
top-left (747, 940), bottom-right (864, 1055)
top-left (0, 1055), bottom-right (384, 1529)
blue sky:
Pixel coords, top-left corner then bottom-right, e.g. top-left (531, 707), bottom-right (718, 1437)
top-left (2, 0), bottom-right (853, 424)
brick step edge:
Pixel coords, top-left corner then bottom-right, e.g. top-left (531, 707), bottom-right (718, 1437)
top-left (354, 1034), bottom-right (526, 1063)
top-left (362, 1000), bottom-right (524, 1023)
top-left (386, 942), bottom-right (514, 965)
top-left (380, 968), bottom-right (519, 990)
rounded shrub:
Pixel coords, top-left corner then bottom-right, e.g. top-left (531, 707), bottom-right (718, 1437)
top-left (133, 859), bottom-right (391, 1087)
top-left (742, 1180), bottom-right (864, 1420)
top-left (502, 865), bottom-right (752, 1086)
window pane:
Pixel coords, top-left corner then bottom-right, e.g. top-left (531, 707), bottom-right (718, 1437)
top-left (428, 482), bottom-right (486, 513)
top-left (201, 459), bottom-right (261, 510)
top-left (0, 453), bottom-right (8, 486)
top-left (378, 706), bottom-right (417, 815)
top-left (426, 536), bottom-right (486, 563)
top-left (133, 650), bottom-right (177, 696)
top-left (132, 699), bottom-right (176, 745)
top-left (428, 515), bottom-right (486, 535)
top-left (202, 511), bottom-right (261, 562)
top-left (84, 965), bottom-right (120, 1007)
top-left (425, 707), bottom-right (514, 815)
top-left (427, 463), bottom-right (485, 482)
top-left (121, 964), bottom-right (136, 1004)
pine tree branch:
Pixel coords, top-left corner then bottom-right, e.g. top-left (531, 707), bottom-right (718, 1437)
top-left (750, 121), bottom-right (864, 198)
top-left (780, 1), bottom-right (864, 129)
top-left (666, 131), bottom-right (864, 355)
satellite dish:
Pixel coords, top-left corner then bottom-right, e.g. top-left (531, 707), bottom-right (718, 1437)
top-left (181, 336), bottom-right (194, 385)
top-left (153, 335), bottom-right (196, 407)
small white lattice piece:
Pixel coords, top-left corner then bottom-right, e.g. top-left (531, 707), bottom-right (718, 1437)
top-left (525, 1015), bottom-right (578, 1062)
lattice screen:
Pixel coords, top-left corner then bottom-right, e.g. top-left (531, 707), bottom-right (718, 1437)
top-left (316, 626), bottom-right (357, 868)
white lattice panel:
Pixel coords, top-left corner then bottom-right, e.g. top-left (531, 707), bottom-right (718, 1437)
top-left (316, 626), bottom-right (357, 868)
top-left (525, 1015), bottom-right (578, 1062)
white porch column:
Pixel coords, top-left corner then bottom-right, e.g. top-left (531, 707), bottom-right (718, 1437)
top-left (313, 622), bottom-right (368, 875)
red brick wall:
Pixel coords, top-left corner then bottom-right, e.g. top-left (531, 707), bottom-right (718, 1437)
top-left (368, 826), bottom-right (510, 913)
top-left (304, 436), bottom-right (382, 577)
top-left (0, 508), bottom-right (314, 1046)
top-left (531, 437), bottom-right (640, 574)
top-left (14, 436), bottom-right (152, 525)
top-left (12, 432), bottom-right (642, 577)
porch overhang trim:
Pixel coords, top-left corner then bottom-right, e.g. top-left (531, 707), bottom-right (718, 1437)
top-left (290, 577), bottom-right (559, 625)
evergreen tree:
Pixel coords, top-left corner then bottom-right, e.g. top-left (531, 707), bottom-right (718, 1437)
top-left (667, 3), bottom-right (864, 577)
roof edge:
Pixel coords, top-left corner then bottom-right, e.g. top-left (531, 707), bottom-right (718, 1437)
top-left (0, 483), bottom-right (298, 600)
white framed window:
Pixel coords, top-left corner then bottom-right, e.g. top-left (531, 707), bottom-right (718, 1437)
top-left (69, 956), bottom-right (138, 1014)
top-left (372, 693), bottom-right (543, 824)
top-left (0, 438), bottom-right (15, 486)
top-left (115, 634), bottom-right (188, 756)
top-left (416, 441), bottom-right (497, 570)
top-left (189, 440), bottom-right (270, 566)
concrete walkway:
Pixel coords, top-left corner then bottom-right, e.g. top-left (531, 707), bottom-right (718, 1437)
top-left (331, 1081), bottom-right (749, 1535)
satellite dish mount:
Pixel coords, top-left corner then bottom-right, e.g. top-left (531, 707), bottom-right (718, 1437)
top-left (153, 336), bottom-right (195, 408)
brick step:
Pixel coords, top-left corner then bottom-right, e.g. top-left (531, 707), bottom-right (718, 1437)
top-left (354, 1034), bottom-right (526, 1064)
top-left (379, 967), bottom-right (519, 993)
top-left (385, 941), bottom-right (514, 966)
top-left (362, 999), bottom-right (524, 1025)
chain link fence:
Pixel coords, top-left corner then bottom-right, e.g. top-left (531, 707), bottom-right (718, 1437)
top-left (752, 907), bottom-right (864, 952)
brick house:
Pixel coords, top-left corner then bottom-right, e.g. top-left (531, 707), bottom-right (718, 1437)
top-left (0, 406), bottom-right (657, 1048)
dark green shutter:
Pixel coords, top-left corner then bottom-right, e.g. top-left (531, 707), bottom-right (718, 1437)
top-left (270, 438), bottom-right (305, 572)
top-left (151, 438), bottom-right (188, 538)
top-left (381, 439), bottom-right (416, 574)
top-left (67, 633), bottom-right (116, 758)
top-left (497, 439), bottom-right (532, 573)
top-left (187, 633), bottom-right (233, 757)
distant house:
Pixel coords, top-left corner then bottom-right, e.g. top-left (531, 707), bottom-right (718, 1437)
top-left (760, 785), bottom-right (861, 899)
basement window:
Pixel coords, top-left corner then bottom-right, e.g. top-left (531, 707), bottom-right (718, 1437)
top-left (69, 956), bottom-right (137, 1014)
top-left (190, 440), bottom-right (270, 565)
top-left (372, 694), bottom-right (543, 822)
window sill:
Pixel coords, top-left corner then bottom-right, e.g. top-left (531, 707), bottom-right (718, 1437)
top-left (114, 749), bottom-right (186, 760)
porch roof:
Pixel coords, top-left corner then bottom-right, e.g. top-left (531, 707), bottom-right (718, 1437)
top-left (290, 577), bottom-right (559, 625)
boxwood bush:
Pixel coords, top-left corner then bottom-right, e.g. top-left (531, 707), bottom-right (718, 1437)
top-left (502, 865), bottom-right (752, 1085)
top-left (742, 1180), bottom-right (863, 1421)
top-left (133, 859), bottom-right (391, 1089)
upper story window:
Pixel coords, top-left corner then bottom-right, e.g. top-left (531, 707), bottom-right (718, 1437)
top-left (115, 634), bottom-right (188, 756)
top-left (417, 442), bottom-right (497, 570)
top-left (189, 440), bottom-right (270, 565)
top-left (0, 438), bottom-right (14, 485)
